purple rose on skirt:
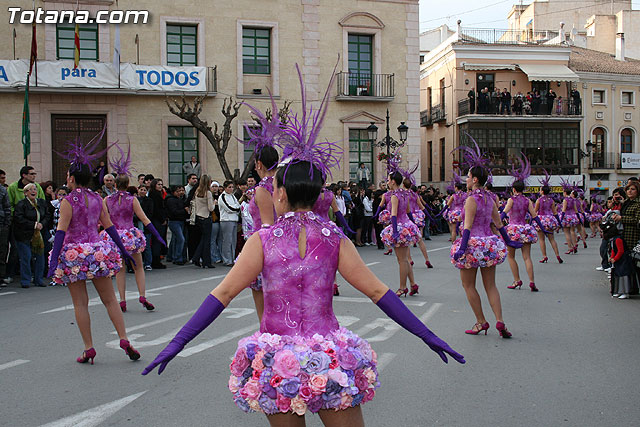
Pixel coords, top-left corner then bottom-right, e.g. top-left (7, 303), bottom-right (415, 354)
top-left (246, 344), bottom-right (257, 360)
top-left (279, 377), bottom-right (301, 398)
top-left (242, 366), bottom-right (253, 380)
top-left (307, 396), bottom-right (323, 413)
top-left (337, 350), bottom-right (359, 371)
top-left (322, 393), bottom-right (342, 408)
top-left (259, 395), bottom-right (278, 414)
top-left (235, 397), bottom-right (252, 412)
top-left (305, 351), bottom-right (331, 374)
top-left (262, 383), bottom-right (278, 400)
top-left (263, 352), bottom-right (275, 367)
top-left (324, 379), bottom-right (342, 396)
top-left (352, 393), bottom-right (365, 406)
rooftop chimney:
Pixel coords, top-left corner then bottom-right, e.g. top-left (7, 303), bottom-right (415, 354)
top-left (440, 25), bottom-right (448, 43)
top-left (616, 32), bottom-right (625, 61)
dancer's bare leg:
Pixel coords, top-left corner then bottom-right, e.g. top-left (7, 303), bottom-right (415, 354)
top-left (460, 268), bottom-right (486, 323)
top-left (480, 266), bottom-right (504, 322)
top-left (93, 276), bottom-right (129, 341)
top-left (68, 281), bottom-right (93, 350)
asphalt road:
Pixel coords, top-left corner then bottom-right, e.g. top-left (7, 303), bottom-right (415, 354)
top-left (1, 234), bottom-right (639, 427)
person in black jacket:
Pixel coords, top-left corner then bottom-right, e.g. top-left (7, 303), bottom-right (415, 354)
top-left (372, 188), bottom-right (386, 249)
top-left (166, 185), bottom-right (188, 265)
top-left (136, 185), bottom-right (154, 270)
top-left (148, 179), bottom-right (168, 269)
top-left (13, 183), bottom-right (49, 287)
top-left (0, 181), bottom-right (10, 285)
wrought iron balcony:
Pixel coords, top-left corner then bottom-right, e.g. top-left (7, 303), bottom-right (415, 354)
top-left (589, 152), bottom-right (617, 170)
top-left (459, 27), bottom-right (562, 46)
top-left (420, 105), bottom-right (446, 126)
top-left (336, 72), bottom-right (394, 101)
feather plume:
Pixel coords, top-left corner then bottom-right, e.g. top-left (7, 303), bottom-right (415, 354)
top-left (108, 143), bottom-right (132, 177)
top-left (538, 169), bottom-right (551, 187)
top-left (509, 152), bottom-right (531, 184)
top-left (55, 124), bottom-right (114, 173)
top-left (240, 89), bottom-right (285, 156)
top-left (453, 132), bottom-right (489, 171)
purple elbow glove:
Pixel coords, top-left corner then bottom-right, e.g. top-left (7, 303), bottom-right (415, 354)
top-left (453, 229), bottom-right (470, 260)
top-left (559, 213), bottom-right (565, 226)
top-left (145, 222), bottom-right (167, 248)
top-left (391, 215), bottom-right (399, 241)
top-left (47, 230), bottom-right (65, 278)
top-left (105, 225), bottom-right (136, 267)
top-left (373, 204), bottom-right (382, 220)
top-left (408, 211), bottom-right (415, 223)
top-left (554, 214), bottom-right (562, 227)
top-left (376, 290), bottom-right (465, 364)
top-left (142, 294), bottom-right (225, 375)
top-left (335, 211), bottom-right (355, 235)
top-left (498, 226), bottom-right (523, 249)
top-left (500, 210), bottom-right (507, 223)
top-left (533, 216), bottom-right (549, 234)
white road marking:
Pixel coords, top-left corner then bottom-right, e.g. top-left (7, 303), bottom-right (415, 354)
top-left (376, 353), bottom-right (397, 372)
top-left (333, 296), bottom-right (427, 307)
top-left (356, 318), bottom-right (400, 342)
top-left (0, 292), bottom-right (17, 296)
top-left (419, 302), bottom-right (442, 323)
top-left (107, 330), bottom-right (181, 350)
top-left (0, 359), bottom-right (30, 371)
top-left (365, 262), bottom-right (380, 267)
top-left (426, 246), bottom-right (451, 253)
top-left (110, 311), bottom-right (196, 335)
top-left (336, 315), bottom-right (359, 327)
top-left (39, 391), bottom-right (147, 427)
top-left (178, 324), bottom-right (259, 357)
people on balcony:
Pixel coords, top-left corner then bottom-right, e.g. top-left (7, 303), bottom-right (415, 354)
top-left (500, 88), bottom-right (511, 115)
top-left (546, 90), bottom-right (557, 115)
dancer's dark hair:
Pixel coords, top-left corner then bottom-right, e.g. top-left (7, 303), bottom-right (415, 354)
top-left (275, 161), bottom-right (323, 210)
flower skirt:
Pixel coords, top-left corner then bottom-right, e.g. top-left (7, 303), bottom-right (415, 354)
top-left (533, 215), bottom-right (560, 233)
top-left (378, 210), bottom-right (391, 225)
top-left (587, 213), bottom-right (602, 223)
top-left (506, 223), bottom-right (538, 244)
top-left (447, 209), bottom-right (463, 223)
top-left (100, 227), bottom-right (146, 254)
top-left (450, 235), bottom-right (507, 269)
top-left (249, 273), bottom-right (263, 291)
top-left (229, 328), bottom-right (379, 415)
top-left (50, 241), bottom-right (122, 284)
top-left (561, 214), bottom-right (579, 228)
top-left (411, 210), bottom-right (425, 228)
top-left (381, 221), bottom-right (421, 247)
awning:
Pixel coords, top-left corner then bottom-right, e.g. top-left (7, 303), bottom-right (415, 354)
top-left (463, 63), bottom-right (517, 71)
top-left (517, 63), bottom-right (579, 82)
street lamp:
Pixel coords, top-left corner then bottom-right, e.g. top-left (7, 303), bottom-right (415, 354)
top-left (579, 139), bottom-right (595, 158)
top-left (368, 109), bottom-right (408, 158)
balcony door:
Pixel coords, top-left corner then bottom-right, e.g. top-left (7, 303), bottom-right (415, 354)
top-left (591, 127), bottom-right (606, 168)
top-left (348, 34), bottom-right (373, 96)
top-left (51, 115), bottom-right (107, 188)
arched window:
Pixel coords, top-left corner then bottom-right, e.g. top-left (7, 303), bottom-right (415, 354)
top-left (621, 128), bottom-right (634, 153)
top-left (591, 127), bottom-right (606, 167)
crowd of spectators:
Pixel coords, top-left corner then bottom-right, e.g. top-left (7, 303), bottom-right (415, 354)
top-left (470, 87), bottom-right (581, 116)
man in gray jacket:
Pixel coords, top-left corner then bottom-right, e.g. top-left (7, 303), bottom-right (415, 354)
top-left (183, 156), bottom-right (201, 178)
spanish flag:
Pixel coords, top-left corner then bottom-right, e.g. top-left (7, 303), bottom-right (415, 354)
top-left (73, 23), bottom-right (80, 69)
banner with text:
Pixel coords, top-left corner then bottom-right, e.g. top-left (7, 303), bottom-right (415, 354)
top-left (621, 153), bottom-right (640, 169)
top-left (0, 59), bottom-right (207, 92)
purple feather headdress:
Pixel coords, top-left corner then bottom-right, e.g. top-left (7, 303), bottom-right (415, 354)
top-left (454, 133), bottom-right (490, 171)
top-left (559, 177), bottom-right (573, 193)
top-left (509, 152), bottom-right (531, 185)
top-left (538, 169), bottom-right (551, 187)
top-left (55, 125), bottom-right (113, 173)
top-left (278, 62), bottom-right (342, 180)
top-left (385, 151), bottom-right (402, 175)
top-left (240, 90), bottom-right (285, 160)
top-left (486, 170), bottom-right (494, 186)
top-left (108, 143), bottom-right (132, 177)
top-left (398, 160), bottom-right (419, 187)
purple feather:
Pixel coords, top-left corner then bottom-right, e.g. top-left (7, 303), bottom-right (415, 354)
top-left (109, 143), bottom-right (132, 177)
top-left (397, 160), bottom-right (419, 186)
top-left (453, 132), bottom-right (490, 171)
top-left (240, 89), bottom-right (285, 155)
top-left (509, 152), bottom-right (531, 184)
top-left (538, 169), bottom-right (551, 187)
top-left (55, 124), bottom-right (114, 173)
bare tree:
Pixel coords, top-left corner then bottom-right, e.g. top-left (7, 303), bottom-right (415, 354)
top-left (166, 95), bottom-right (241, 180)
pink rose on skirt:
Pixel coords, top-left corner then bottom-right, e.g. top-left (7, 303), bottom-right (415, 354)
top-left (241, 379), bottom-right (262, 400)
top-left (309, 374), bottom-right (328, 394)
top-left (94, 251), bottom-right (105, 262)
top-left (290, 396), bottom-right (307, 416)
top-left (276, 395), bottom-right (291, 413)
top-left (273, 350), bottom-right (300, 379)
top-left (65, 249), bottom-right (78, 262)
top-left (298, 384), bottom-right (314, 401)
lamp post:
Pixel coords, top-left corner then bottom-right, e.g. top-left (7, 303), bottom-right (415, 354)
top-left (578, 139), bottom-right (595, 175)
top-left (367, 109), bottom-right (408, 160)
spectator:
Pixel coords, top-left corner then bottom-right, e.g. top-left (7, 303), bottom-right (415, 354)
top-left (362, 188), bottom-right (374, 245)
top-left (218, 180), bottom-right (240, 266)
top-left (8, 165), bottom-right (45, 213)
top-left (0, 177), bottom-right (10, 285)
top-left (372, 188), bottom-right (386, 249)
top-left (143, 174), bottom-right (154, 191)
top-left (185, 173), bottom-right (198, 199)
top-left (102, 174), bottom-right (116, 197)
top-left (191, 175), bottom-right (215, 268)
top-left (166, 185), bottom-right (188, 265)
top-left (598, 196), bottom-right (615, 272)
top-left (148, 178), bottom-right (168, 269)
top-left (546, 89), bottom-right (556, 115)
top-left (92, 161), bottom-right (108, 189)
top-left (136, 185), bottom-right (154, 270)
top-left (532, 91), bottom-right (541, 115)
top-left (500, 88), bottom-right (511, 115)
top-left (240, 190), bottom-right (254, 240)
top-left (183, 155), bottom-right (201, 178)
top-left (0, 169), bottom-right (6, 187)
top-left (556, 96), bottom-right (563, 115)
top-left (467, 88), bottom-right (476, 114)
top-left (351, 187), bottom-right (365, 246)
top-left (209, 181), bottom-right (222, 263)
top-left (491, 87), bottom-right (501, 114)
top-left (570, 88), bottom-right (581, 114)
top-left (247, 176), bottom-right (256, 189)
top-left (234, 178), bottom-right (247, 201)
top-left (13, 183), bottom-right (49, 288)
top-left (356, 163), bottom-right (371, 190)
top-left (137, 174), bottom-right (146, 187)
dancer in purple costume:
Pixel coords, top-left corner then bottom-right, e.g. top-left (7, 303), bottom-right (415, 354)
top-left (446, 182), bottom-right (466, 242)
top-left (381, 169), bottom-right (421, 297)
top-left (588, 197), bottom-right (603, 237)
top-left (402, 178), bottom-right (433, 269)
top-left (574, 192), bottom-right (588, 247)
top-left (47, 131), bottom-right (140, 364)
top-left (100, 144), bottom-right (166, 312)
top-left (143, 64), bottom-right (464, 426)
top-left (534, 171), bottom-right (563, 264)
top-left (451, 140), bottom-right (522, 337)
top-left (560, 182), bottom-right (579, 255)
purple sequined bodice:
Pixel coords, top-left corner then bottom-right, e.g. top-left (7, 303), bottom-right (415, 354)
top-left (538, 196), bottom-right (554, 216)
top-left (508, 195), bottom-right (530, 225)
top-left (564, 197), bottom-right (576, 214)
top-left (105, 191), bottom-right (135, 229)
top-left (391, 190), bottom-right (410, 222)
top-left (452, 192), bottom-right (467, 210)
top-left (407, 191), bottom-right (419, 210)
top-left (312, 188), bottom-right (334, 222)
top-left (463, 189), bottom-right (494, 237)
top-left (64, 188), bottom-right (103, 244)
top-left (258, 211), bottom-right (346, 338)
top-left (248, 176), bottom-right (275, 231)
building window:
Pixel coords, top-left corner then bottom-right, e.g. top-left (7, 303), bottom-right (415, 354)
top-left (347, 34), bottom-right (373, 95)
top-left (427, 141), bottom-right (433, 182)
top-left (242, 127), bottom-right (257, 169)
top-left (56, 24), bottom-right (98, 60)
top-left (621, 128), bottom-right (633, 153)
top-left (621, 91), bottom-right (635, 106)
top-left (168, 126), bottom-right (198, 186)
top-left (439, 138), bottom-right (445, 181)
top-left (243, 28), bottom-right (271, 74)
top-left (348, 129), bottom-right (373, 182)
top-left (439, 78), bottom-right (445, 107)
top-left (592, 89), bottom-right (606, 104)
top-left (592, 127), bottom-right (606, 167)
top-left (166, 25), bottom-right (197, 66)
top-left (420, 55), bottom-right (425, 64)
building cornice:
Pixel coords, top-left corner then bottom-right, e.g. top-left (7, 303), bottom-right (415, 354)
top-left (574, 71), bottom-right (640, 84)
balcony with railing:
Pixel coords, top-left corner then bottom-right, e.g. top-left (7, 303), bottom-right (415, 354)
top-left (459, 27), bottom-right (563, 46)
top-left (589, 152), bottom-right (617, 170)
top-left (420, 104), bottom-right (446, 126)
top-left (456, 97), bottom-right (582, 120)
top-left (336, 72), bottom-right (395, 101)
